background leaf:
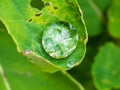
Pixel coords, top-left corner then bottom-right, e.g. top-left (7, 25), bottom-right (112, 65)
top-left (77, 0), bottom-right (111, 36)
top-left (93, 0), bottom-right (111, 12)
top-left (92, 43), bottom-right (120, 90)
top-left (108, 0), bottom-right (120, 39)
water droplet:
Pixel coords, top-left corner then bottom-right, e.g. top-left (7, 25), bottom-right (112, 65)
top-left (24, 49), bottom-right (31, 55)
top-left (42, 21), bottom-right (78, 59)
top-left (67, 61), bottom-right (74, 68)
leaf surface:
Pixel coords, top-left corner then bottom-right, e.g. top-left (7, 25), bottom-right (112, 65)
top-left (0, 29), bottom-right (84, 90)
top-left (0, 0), bottom-right (87, 72)
top-left (108, 0), bottom-right (120, 39)
top-left (92, 43), bottom-right (120, 90)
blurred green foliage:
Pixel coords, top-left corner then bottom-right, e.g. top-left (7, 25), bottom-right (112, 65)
top-left (69, 0), bottom-right (120, 90)
top-left (0, 0), bottom-right (120, 90)
top-left (92, 43), bottom-right (120, 90)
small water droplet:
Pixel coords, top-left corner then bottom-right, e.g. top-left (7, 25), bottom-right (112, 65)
top-left (69, 24), bottom-right (76, 30)
top-left (24, 49), bottom-right (31, 55)
top-left (67, 61), bottom-right (74, 68)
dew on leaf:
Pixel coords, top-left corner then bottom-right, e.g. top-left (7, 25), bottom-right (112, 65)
top-left (42, 21), bottom-right (78, 59)
top-left (67, 61), bottom-right (74, 68)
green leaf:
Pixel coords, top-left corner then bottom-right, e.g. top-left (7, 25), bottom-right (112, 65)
top-left (77, 0), bottom-right (102, 36)
top-left (0, 30), bottom-right (84, 90)
top-left (0, 0), bottom-right (87, 72)
top-left (77, 0), bottom-right (111, 36)
top-left (0, 70), bottom-right (6, 90)
top-left (92, 42), bottom-right (120, 90)
top-left (108, 0), bottom-right (120, 39)
top-left (93, 0), bottom-right (111, 12)
top-left (0, 20), bottom-right (6, 32)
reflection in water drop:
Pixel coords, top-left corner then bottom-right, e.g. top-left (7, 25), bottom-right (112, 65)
top-left (67, 61), bottom-right (74, 68)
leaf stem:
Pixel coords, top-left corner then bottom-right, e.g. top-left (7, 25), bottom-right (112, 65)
top-left (0, 64), bottom-right (11, 90)
top-left (88, 0), bottom-right (107, 25)
top-left (61, 70), bottom-right (85, 90)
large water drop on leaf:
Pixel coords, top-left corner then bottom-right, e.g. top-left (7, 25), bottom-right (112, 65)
top-left (42, 21), bottom-right (78, 59)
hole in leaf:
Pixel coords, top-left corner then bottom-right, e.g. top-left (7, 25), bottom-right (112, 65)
top-left (28, 19), bottom-right (32, 22)
top-left (44, 2), bottom-right (50, 6)
top-left (54, 6), bottom-right (58, 10)
top-left (51, 12), bottom-right (54, 14)
top-left (35, 13), bottom-right (42, 17)
top-left (30, 0), bottom-right (44, 10)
